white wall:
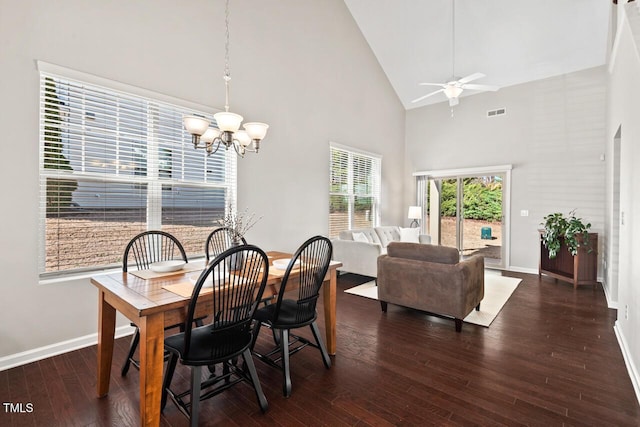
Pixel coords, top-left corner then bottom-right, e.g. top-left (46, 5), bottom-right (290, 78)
top-left (607, 2), bottom-right (640, 400)
top-left (405, 67), bottom-right (607, 273)
top-left (0, 0), bottom-right (405, 360)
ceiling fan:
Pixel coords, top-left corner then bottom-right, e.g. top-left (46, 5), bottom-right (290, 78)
top-left (412, 73), bottom-right (499, 107)
top-left (411, 0), bottom-right (499, 107)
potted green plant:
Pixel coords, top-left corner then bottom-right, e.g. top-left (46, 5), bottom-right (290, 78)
top-left (540, 210), bottom-right (592, 259)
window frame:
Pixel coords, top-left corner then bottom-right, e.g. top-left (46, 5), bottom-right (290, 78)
top-left (329, 142), bottom-right (381, 237)
top-left (37, 61), bottom-right (237, 280)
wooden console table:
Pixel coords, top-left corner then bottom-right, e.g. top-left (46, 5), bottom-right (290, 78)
top-left (538, 231), bottom-right (598, 289)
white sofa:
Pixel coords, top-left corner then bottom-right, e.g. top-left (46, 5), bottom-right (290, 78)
top-left (331, 226), bottom-right (431, 277)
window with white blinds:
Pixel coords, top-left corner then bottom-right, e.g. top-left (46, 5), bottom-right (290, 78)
top-left (329, 143), bottom-right (381, 237)
top-left (39, 71), bottom-right (237, 277)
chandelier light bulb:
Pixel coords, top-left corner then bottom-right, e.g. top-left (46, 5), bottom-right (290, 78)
top-left (214, 111), bottom-right (243, 132)
top-left (183, 116), bottom-right (210, 136)
top-left (235, 130), bottom-right (252, 147)
top-left (243, 122), bottom-right (269, 141)
top-left (200, 127), bottom-right (221, 143)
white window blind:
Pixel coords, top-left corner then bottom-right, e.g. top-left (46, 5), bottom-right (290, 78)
top-left (39, 72), bottom-right (237, 277)
top-left (329, 143), bottom-right (381, 237)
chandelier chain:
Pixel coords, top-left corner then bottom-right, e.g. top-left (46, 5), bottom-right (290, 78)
top-left (224, 0), bottom-right (230, 78)
top-left (223, 0), bottom-right (231, 111)
top-left (182, 0), bottom-right (268, 157)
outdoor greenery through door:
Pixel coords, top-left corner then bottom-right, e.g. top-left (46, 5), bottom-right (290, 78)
top-left (417, 165), bottom-right (511, 268)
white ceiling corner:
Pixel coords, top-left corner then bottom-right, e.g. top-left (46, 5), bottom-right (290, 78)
top-left (344, 0), bottom-right (610, 110)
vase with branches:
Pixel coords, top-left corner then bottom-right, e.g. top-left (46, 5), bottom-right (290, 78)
top-left (216, 203), bottom-right (262, 244)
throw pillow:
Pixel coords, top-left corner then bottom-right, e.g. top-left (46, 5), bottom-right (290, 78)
top-left (352, 231), bottom-right (370, 243)
top-left (399, 227), bottom-right (420, 243)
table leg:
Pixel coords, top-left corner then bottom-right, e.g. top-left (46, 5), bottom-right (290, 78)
top-left (138, 312), bottom-right (165, 427)
top-left (322, 269), bottom-right (337, 355)
top-left (97, 290), bottom-right (116, 397)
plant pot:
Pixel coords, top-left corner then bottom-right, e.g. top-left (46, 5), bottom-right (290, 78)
top-left (539, 231), bottom-right (598, 288)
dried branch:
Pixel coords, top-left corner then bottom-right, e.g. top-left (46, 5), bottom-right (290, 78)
top-left (216, 203), bottom-right (262, 242)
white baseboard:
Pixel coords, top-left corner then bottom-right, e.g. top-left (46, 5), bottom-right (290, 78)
top-left (0, 325), bottom-right (135, 372)
top-left (602, 279), bottom-right (619, 309)
top-left (505, 265), bottom-right (538, 275)
top-left (614, 321), bottom-right (640, 406)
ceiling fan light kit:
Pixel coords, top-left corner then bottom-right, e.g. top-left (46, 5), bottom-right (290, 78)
top-left (411, 0), bottom-right (499, 108)
top-left (443, 85), bottom-right (463, 99)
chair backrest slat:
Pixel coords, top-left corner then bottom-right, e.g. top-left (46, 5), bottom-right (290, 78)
top-left (205, 227), bottom-right (248, 262)
top-left (183, 245), bottom-right (269, 361)
top-left (274, 236), bottom-right (332, 325)
top-left (122, 231), bottom-right (187, 272)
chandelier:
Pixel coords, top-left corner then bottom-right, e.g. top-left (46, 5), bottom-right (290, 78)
top-left (183, 0), bottom-right (268, 157)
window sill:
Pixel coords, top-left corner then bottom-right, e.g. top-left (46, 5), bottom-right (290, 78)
top-left (38, 267), bottom-right (122, 286)
top-left (38, 256), bottom-right (208, 286)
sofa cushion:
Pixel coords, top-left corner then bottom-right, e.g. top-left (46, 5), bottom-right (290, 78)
top-left (386, 242), bottom-right (459, 265)
top-left (374, 226), bottom-right (401, 247)
top-left (338, 228), bottom-right (381, 245)
top-left (399, 227), bottom-right (420, 243)
top-left (352, 231), bottom-right (370, 243)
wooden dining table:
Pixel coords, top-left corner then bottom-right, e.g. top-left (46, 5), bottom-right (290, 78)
top-left (90, 251), bottom-right (342, 427)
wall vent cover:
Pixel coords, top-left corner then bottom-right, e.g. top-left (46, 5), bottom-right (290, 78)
top-left (487, 108), bottom-right (506, 118)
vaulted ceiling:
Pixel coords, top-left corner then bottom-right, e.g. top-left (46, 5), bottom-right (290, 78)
top-left (344, 0), bottom-right (611, 109)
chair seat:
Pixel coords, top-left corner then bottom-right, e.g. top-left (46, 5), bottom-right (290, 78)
top-left (254, 299), bottom-right (316, 328)
top-left (165, 323), bottom-right (253, 366)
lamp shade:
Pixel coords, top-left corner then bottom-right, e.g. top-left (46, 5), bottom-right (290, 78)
top-left (443, 85), bottom-right (463, 99)
top-left (408, 206), bottom-right (422, 219)
top-left (200, 127), bottom-right (221, 143)
top-left (235, 130), bottom-right (251, 147)
top-left (183, 116), bottom-right (210, 136)
top-left (214, 112), bottom-right (243, 132)
top-left (243, 122), bottom-right (269, 141)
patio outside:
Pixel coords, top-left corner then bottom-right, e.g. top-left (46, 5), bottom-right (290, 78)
top-left (440, 216), bottom-right (502, 261)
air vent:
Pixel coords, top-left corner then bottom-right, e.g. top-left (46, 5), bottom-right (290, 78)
top-left (487, 108), bottom-right (506, 118)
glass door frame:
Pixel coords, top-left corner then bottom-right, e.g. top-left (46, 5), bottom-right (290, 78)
top-left (414, 164), bottom-right (512, 270)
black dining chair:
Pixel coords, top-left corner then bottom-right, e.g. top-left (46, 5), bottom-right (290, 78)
top-left (206, 226), bottom-right (274, 306)
top-left (250, 235), bottom-right (333, 397)
top-left (121, 230), bottom-right (188, 376)
top-left (162, 244), bottom-right (270, 424)
top-left (205, 227), bottom-right (247, 263)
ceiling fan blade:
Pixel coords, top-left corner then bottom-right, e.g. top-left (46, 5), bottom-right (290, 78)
top-left (462, 83), bottom-right (499, 92)
top-left (449, 97), bottom-right (459, 107)
top-left (411, 89), bottom-right (445, 104)
top-left (418, 82), bottom-right (447, 88)
top-left (458, 72), bottom-right (486, 84)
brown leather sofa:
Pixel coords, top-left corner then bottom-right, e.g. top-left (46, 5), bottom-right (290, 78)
top-left (377, 242), bottom-right (484, 332)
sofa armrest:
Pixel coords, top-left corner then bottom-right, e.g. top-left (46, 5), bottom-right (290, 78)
top-left (456, 255), bottom-right (485, 309)
top-left (331, 239), bottom-right (383, 277)
top-left (418, 234), bottom-right (431, 244)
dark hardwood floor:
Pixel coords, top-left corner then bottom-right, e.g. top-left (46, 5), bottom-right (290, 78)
top-left (1, 271), bottom-right (639, 426)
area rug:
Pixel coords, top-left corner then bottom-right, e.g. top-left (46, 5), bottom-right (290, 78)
top-left (344, 272), bottom-right (522, 327)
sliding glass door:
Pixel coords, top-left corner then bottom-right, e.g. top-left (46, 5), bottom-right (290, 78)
top-left (417, 167), bottom-right (510, 269)
top-left (439, 178), bottom-right (460, 250)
